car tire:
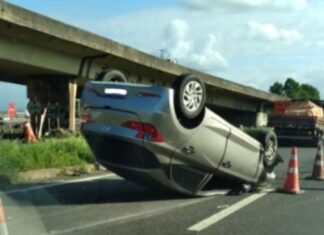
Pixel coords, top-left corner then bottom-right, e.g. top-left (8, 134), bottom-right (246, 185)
top-left (263, 131), bottom-right (278, 168)
top-left (96, 69), bottom-right (127, 82)
top-left (172, 74), bottom-right (206, 127)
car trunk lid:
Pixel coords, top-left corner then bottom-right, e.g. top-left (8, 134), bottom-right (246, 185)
top-left (81, 81), bottom-right (171, 144)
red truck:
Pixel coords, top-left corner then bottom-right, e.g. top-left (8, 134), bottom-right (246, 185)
top-left (268, 100), bottom-right (324, 146)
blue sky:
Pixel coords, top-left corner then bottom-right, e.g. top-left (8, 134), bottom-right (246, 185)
top-left (7, 0), bottom-right (176, 18)
top-left (1, 0), bottom-right (324, 111)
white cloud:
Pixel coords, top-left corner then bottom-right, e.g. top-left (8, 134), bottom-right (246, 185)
top-left (163, 19), bottom-right (189, 44)
top-left (189, 34), bottom-right (229, 71)
top-left (163, 19), bottom-right (228, 71)
top-left (248, 21), bottom-right (301, 42)
top-left (163, 19), bottom-right (193, 57)
top-left (181, 0), bottom-right (307, 11)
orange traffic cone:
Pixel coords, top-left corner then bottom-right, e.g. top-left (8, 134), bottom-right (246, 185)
top-left (23, 121), bottom-right (37, 142)
top-left (0, 198), bottom-right (8, 235)
top-left (311, 144), bottom-right (324, 180)
top-left (280, 147), bottom-right (303, 194)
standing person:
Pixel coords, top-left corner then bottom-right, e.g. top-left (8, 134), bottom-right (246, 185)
top-left (27, 96), bottom-right (42, 136)
top-left (47, 101), bottom-right (61, 131)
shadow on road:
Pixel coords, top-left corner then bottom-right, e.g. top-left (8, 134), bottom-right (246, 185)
top-left (301, 187), bottom-right (324, 191)
top-left (4, 178), bottom-right (185, 207)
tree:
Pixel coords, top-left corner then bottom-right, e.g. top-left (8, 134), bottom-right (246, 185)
top-left (269, 78), bottom-right (320, 100)
top-left (284, 78), bottom-right (300, 99)
top-left (300, 84), bottom-right (320, 100)
top-left (269, 82), bottom-right (284, 96)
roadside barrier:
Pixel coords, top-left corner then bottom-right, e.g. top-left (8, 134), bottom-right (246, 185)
top-left (23, 121), bottom-right (37, 142)
top-left (0, 198), bottom-right (8, 235)
top-left (279, 147), bottom-right (303, 194)
top-left (311, 143), bottom-right (324, 180)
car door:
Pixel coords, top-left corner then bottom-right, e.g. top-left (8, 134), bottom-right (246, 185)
top-left (219, 125), bottom-right (262, 183)
top-left (170, 110), bottom-right (231, 193)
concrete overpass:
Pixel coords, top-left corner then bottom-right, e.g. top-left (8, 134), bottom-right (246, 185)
top-left (0, 1), bottom-right (283, 130)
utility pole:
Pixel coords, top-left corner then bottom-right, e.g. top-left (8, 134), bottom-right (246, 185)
top-left (160, 49), bottom-right (167, 59)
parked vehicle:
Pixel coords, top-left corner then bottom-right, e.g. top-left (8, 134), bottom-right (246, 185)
top-left (268, 100), bottom-right (324, 146)
top-left (81, 70), bottom-right (282, 196)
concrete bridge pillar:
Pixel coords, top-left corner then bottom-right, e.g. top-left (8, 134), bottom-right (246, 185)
top-left (255, 112), bottom-right (268, 127)
top-left (255, 103), bottom-right (269, 127)
top-left (68, 79), bottom-right (77, 132)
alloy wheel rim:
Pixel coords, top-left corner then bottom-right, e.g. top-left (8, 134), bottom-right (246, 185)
top-left (265, 140), bottom-right (276, 162)
top-left (182, 81), bottom-right (203, 113)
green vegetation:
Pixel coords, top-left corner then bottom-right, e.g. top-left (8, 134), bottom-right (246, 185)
top-left (269, 78), bottom-right (320, 100)
top-left (0, 136), bottom-right (95, 184)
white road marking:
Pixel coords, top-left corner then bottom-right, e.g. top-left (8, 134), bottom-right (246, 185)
top-left (217, 205), bottom-right (229, 209)
top-left (1, 173), bottom-right (116, 195)
top-left (188, 188), bottom-right (274, 232)
top-left (49, 197), bottom-right (215, 235)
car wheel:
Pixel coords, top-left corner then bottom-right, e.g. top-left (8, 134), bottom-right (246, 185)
top-left (263, 131), bottom-right (278, 168)
top-left (172, 74), bottom-right (206, 127)
top-left (96, 69), bottom-right (127, 82)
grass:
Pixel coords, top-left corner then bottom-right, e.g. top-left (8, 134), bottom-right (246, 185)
top-left (0, 136), bottom-right (95, 184)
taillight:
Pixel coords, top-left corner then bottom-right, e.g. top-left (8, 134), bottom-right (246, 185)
top-left (81, 113), bottom-right (94, 128)
top-left (122, 121), bottom-right (164, 143)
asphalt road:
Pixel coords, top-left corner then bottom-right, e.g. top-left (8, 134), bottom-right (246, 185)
top-left (2, 147), bottom-right (324, 235)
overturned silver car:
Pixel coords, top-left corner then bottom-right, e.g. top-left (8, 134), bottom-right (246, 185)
top-left (81, 70), bottom-right (281, 196)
